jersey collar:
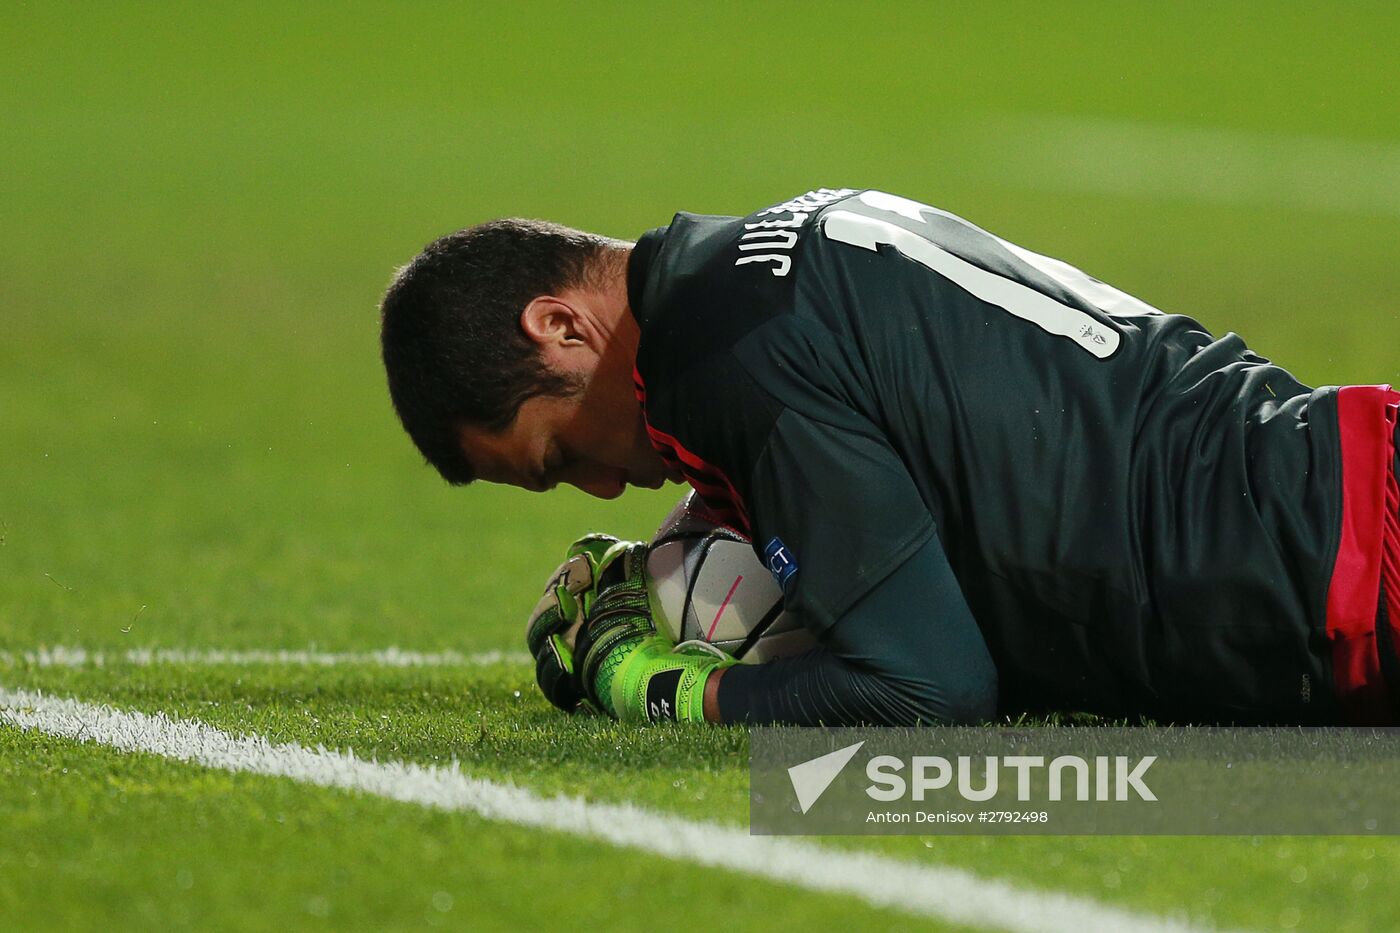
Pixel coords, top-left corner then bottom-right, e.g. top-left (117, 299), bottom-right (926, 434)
top-left (626, 226), bottom-right (667, 327)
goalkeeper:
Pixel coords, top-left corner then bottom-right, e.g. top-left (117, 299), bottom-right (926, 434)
top-left (379, 188), bottom-right (1400, 727)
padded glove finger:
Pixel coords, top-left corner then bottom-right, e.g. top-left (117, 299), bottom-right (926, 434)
top-left (524, 533), bottom-right (629, 713)
top-left (572, 542), bottom-right (737, 721)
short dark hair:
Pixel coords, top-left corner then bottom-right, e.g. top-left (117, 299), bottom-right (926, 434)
top-left (379, 218), bottom-right (623, 484)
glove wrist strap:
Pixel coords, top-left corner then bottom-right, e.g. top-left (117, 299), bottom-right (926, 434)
top-left (610, 636), bottom-right (734, 723)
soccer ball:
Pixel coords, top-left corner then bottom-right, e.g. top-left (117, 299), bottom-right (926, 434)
top-left (646, 493), bottom-right (816, 663)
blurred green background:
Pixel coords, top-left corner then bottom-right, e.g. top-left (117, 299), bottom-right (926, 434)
top-left (5, 2), bottom-right (1400, 654)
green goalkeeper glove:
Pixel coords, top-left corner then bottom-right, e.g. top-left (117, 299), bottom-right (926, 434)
top-left (523, 533), bottom-right (628, 713)
top-left (572, 540), bottom-right (736, 722)
top-left (525, 533), bottom-right (736, 722)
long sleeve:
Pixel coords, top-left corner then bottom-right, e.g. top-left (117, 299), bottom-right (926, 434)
top-left (716, 535), bottom-right (997, 725)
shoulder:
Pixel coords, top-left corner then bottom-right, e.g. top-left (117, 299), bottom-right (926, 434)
top-left (634, 187), bottom-right (894, 416)
top-left (632, 188), bottom-right (862, 375)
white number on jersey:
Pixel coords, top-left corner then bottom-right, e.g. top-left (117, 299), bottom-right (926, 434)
top-left (822, 190), bottom-right (1158, 359)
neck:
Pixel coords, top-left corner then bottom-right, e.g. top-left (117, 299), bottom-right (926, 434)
top-left (593, 247), bottom-right (640, 360)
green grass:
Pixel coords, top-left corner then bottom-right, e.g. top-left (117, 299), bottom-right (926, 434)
top-left (5, 2), bottom-right (1400, 931)
top-left (5, 657), bottom-right (1398, 932)
top-left (1, 723), bottom-right (954, 933)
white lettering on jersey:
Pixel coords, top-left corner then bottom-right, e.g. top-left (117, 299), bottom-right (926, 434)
top-left (745, 214), bottom-right (808, 230)
top-left (736, 253), bottom-right (792, 276)
top-left (739, 230), bottom-right (798, 251)
top-left (734, 188), bottom-right (857, 278)
top-left (757, 188), bottom-right (857, 217)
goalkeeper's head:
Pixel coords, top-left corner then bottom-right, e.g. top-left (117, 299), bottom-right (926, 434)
top-left (379, 218), bottom-right (674, 498)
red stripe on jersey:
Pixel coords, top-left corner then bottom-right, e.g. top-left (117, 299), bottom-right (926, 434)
top-left (678, 475), bottom-right (746, 514)
top-left (653, 445), bottom-right (683, 469)
top-left (643, 421), bottom-right (752, 533)
top-left (1326, 385), bottom-right (1399, 724)
top-left (1380, 401), bottom-right (1400, 701)
top-left (632, 365), bottom-right (752, 536)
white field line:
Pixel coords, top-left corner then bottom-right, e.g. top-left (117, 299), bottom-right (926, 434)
top-left (0, 688), bottom-right (1229, 933)
top-left (973, 113), bottom-right (1400, 217)
top-left (0, 646), bottom-right (530, 669)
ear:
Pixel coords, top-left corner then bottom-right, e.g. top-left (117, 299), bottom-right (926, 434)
top-left (520, 296), bottom-right (587, 349)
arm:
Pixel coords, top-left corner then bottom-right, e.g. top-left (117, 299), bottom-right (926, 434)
top-left (526, 530), bottom-right (996, 725)
top-left (533, 363), bottom-right (994, 725)
top-left (705, 394), bottom-right (999, 725)
top-left (707, 534), bottom-right (998, 725)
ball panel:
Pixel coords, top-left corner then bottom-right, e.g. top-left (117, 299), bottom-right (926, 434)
top-left (648, 492), bottom-right (818, 663)
top-left (645, 539), bottom-right (690, 645)
top-left (687, 539), bottom-right (783, 642)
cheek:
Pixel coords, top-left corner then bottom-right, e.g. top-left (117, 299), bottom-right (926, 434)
top-left (619, 403), bottom-right (654, 455)
top-left (569, 388), bottom-right (648, 467)
top-left (632, 418), bottom-right (657, 459)
top-left (566, 414), bottom-right (624, 467)
top-left (601, 402), bottom-right (644, 459)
